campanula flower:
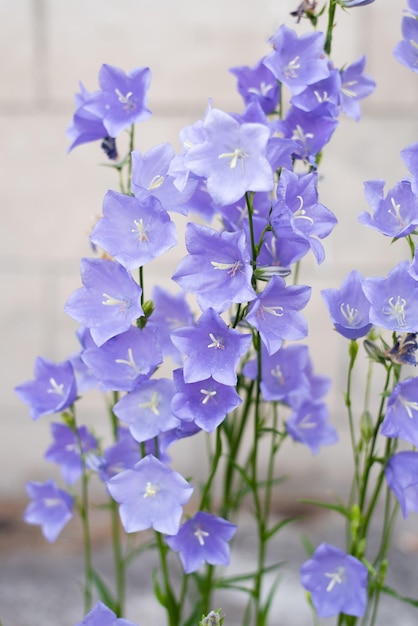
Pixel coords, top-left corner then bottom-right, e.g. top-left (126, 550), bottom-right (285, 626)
top-left (362, 260), bottom-right (418, 332)
top-left (171, 368), bottom-right (242, 432)
top-left (150, 286), bottom-right (194, 364)
top-left (358, 179), bottom-right (418, 238)
top-left (172, 223), bottom-right (255, 312)
top-left (165, 511), bottom-right (237, 573)
top-left (385, 451), bottom-right (418, 518)
top-left (113, 378), bottom-right (179, 443)
top-left (45, 422), bottom-right (98, 484)
top-left (342, 0), bottom-right (375, 7)
top-left (184, 107), bottom-right (273, 205)
top-left (67, 82), bottom-right (111, 155)
top-left (107, 454), bottom-right (193, 535)
top-left (90, 190), bottom-right (177, 270)
top-left (83, 64), bottom-right (151, 137)
top-left (300, 543), bottom-right (368, 617)
top-left (321, 270), bottom-right (372, 339)
top-left (286, 401), bottom-right (338, 454)
top-left (15, 357), bottom-right (77, 420)
top-left (81, 324), bottom-right (162, 392)
top-left (75, 601), bottom-right (138, 626)
top-left (381, 378), bottom-right (418, 447)
top-left (65, 258), bottom-right (143, 347)
top-left (401, 141), bottom-right (418, 195)
top-left (229, 58), bottom-right (280, 114)
top-left (24, 480), bottom-right (74, 542)
top-left (264, 25), bottom-right (330, 96)
top-left (394, 16), bottom-right (418, 72)
top-left (339, 56), bottom-right (376, 121)
top-left (94, 428), bottom-right (140, 482)
top-left (385, 332), bottom-right (417, 366)
top-left (290, 68), bottom-right (341, 118)
top-left (245, 275), bottom-right (311, 355)
top-left (170, 307), bottom-right (252, 385)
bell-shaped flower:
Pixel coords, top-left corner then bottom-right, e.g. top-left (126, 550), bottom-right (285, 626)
top-left (81, 324), bottom-right (162, 392)
top-left (65, 258), bottom-right (143, 347)
top-left (394, 16), bottom-right (418, 73)
top-left (75, 601), bottom-right (138, 626)
top-left (263, 25), bottom-right (330, 96)
top-left (321, 270), bottom-right (372, 340)
top-left (83, 64), bottom-right (151, 136)
top-left (358, 179), bottom-right (418, 238)
top-left (150, 286), bottom-right (194, 364)
top-left (300, 543), bottom-right (368, 618)
top-left (15, 357), bottom-right (77, 420)
top-left (385, 451), bottom-right (418, 518)
top-left (90, 190), bottom-right (177, 270)
top-left (245, 275), bottom-right (311, 354)
top-left (166, 511), bottom-right (237, 573)
top-left (339, 56), bottom-right (376, 121)
top-left (171, 368), bottom-right (242, 432)
top-left (362, 260), bottom-right (418, 333)
top-left (229, 58), bottom-right (280, 114)
top-left (172, 223), bottom-right (255, 312)
top-left (286, 401), bottom-right (338, 454)
top-left (107, 454), bottom-right (193, 535)
top-left (170, 308), bottom-right (252, 385)
top-left (45, 422), bottom-right (98, 485)
top-left (113, 378), bottom-right (179, 443)
top-left (24, 480), bottom-right (74, 542)
top-left (184, 107), bottom-right (273, 205)
top-left (381, 377), bottom-right (418, 447)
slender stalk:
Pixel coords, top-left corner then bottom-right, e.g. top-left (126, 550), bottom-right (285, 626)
top-left (325, 0), bottom-right (338, 55)
top-left (155, 531), bottom-right (178, 626)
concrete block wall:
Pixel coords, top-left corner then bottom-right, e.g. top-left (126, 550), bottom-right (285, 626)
top-left (2, 0), bottom-right (418, 499)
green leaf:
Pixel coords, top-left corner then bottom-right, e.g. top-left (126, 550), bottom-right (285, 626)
top-left (264, 516), bottom-right (300, 541)
top-left (152, 569), bottom-right (167, 608)
top-left (90, 569), bottom-right (118, 613)
top-left (381, 584), bottom-right (418, 608)
top-left (300, 533), bottom-right (315, 557)
top-left (299, 498), bottom-right (350, 519)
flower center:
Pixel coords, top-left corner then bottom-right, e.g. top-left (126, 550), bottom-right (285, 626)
top-left (293, 196), bottom-right (314, 225)
top-left (143, 482), bottom-right (159, 498)
top-left (148, 174), bottom-right (165, 190)
top-left (284, 55), bottom-right (301, 79)
top-left (193, 526), bottom-right (210, 546)
top-left (200, 389), bottom-right (217, 405)
top-left (211, 260), bottom-right (243, 277)
top-left (398, 394), bottom-right (418, 419)
top-left (207, 333), bottom-right (224, 350)
top-left (47, 377), bottom-right (65, 396)
top-left (139, 391), bottom-right (160, 415)
top-left (218, 147), bottom-right (247, 170)
top-left (387, 197), bottom-right (405, 228)
top-left (115, 348), bottom-right (141, 374)
top-left (102, 293), bottom-right (128, 312)
top-left (340, 303), bottom-right (359, 326)
top-left (324, 566), bottom-right (346, 592)
top-left (132, 219), bottom-right (149, 243)
top-left (382, 295), bottom-right (407, 327)
top-left (114, 88), bottom-right (136, 111)
top-left (341, 80), bottom-right (358, 98)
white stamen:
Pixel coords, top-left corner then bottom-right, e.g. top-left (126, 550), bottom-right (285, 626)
top-left (340, 80), bottom-right (358, 98)
top-left (398, 394), bottom-right (418, 419)
top-left (114, 88), bottom-right (136, 111)
top-left (284, 56), bottom-right (301, 79)
top-left (132, 218), bottom-right (149, 243)
top-left (143, 482), bottom-right (159, 498)
top-left (324, 566), bottom-right (345, 592)
top-left (102, 293), bottom-right (128, 311)
top-left (47, 377), bottom-right (65, 396)
top-left (139, 391), bottom-right (160, 415)
top-left (194, 526), bottom-right (210, 546)
top-left (208, 333), bottom-right (224, 350)
top-left (211, 260), bottom-right (242, 277)
top-left (115, 348), bottom-right (137, 370)
top-left (340, 303), bottom-right (359, 326)
top-left (148, 174), bottom-right (164, 190)
top-left (218, 147), bottom-right (247, 170)
top-left (293, 195), bottom-right (314, 225)
top-left (200, 389), bottom-right (217, 405)
top-left (382, 295), bottom-right (407, 327)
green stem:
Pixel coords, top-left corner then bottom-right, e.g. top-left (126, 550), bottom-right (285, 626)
top-left (346, 340), bottom-right (361, 497)
top-left (325, 0), bottom-right (338, 55)
top-left (155, 531), bottom-right (178, 626)
top-left (110, 498), bottom-right (125, 616)
top-left (127, 124), bottom-right (135, 192)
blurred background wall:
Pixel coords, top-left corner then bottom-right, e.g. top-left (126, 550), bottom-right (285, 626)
top-left (2, 0), bottom-right (418, 511)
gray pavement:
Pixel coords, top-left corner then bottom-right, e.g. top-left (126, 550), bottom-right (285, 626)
top-left (2, 0), bottom-right (418, 624)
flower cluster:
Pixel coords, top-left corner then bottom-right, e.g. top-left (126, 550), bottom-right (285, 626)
top-left (17, 1), bottom-right (418, 625)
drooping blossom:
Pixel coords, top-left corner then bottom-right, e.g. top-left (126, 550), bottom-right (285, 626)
top-left (321, 270), bottom-right (372, 340)
top-left (107, 454), bottom-right (193, 535)
top-left (300, 543), bottom-right (368, 617)
top-left (166, 511), bottom-right (237, 573)
top-left (381, 377), bottom-right (418, 447)
top-left (15, 358), bottom-right (77, 420)
top-left (64, 258), bottom-right (143, 347)
top-left (24, 480), bottom-right (74, 542)
top-left (385, 451), bottom-right (418, 518)
top-left (286, 401), bottom-right (338, 454)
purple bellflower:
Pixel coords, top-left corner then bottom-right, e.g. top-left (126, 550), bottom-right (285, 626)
top-left (45, 422), bottom-right (98, 484)
top-left (166, 511), bottom-right (237, 573)
top-left (243, 344), bottom-right (311, 406)
top-left (300, 543), bottom-right (368, 617)
top-left (290, 68), bottom-right (341, 118)
top-left (401, 141), bottom-right (418, 195)
top-left (407, 0), bottom-right (418, 16)
top-left (81, 323), bottom-right (162, 392)
top-left (107, 454), bottom-right (193, 535)
top-left (339, 56), bottom-right (376, 121)
top-left (381, 377), bottom-right (418, 447)
top-left (272, 168), bottom-right (337, 263)
top-left (24, 479), bottom-right (74, 542)
top-left (286, 401), bottom-right (338, 454)
top-left (65, 258), bottom-right (143, 347)
top-left (245, 275), bottom-right (311, 354)
top-left (94, 428), bottom-right (141, 483)
top-left (394, 16), bottom-right (418, 73)
top-left (75, 601), bottom-right (138, 626)
top-left (343, 0), bottom-right (375, 7)
top-left (15, 357), bottom-right (77, 420)
top-left (83, 64), bottom-right (151, 137)
top-left (150, 286), bottom-right (194, 364)
top-left (385, 451), bottom-right (418, 518)
top-left (184, 107), bottom-right (273, 205)
top-left (90, 190), bottom-right (177, 270)
top-left (113, 378), bottom-right (179, 443)
top-left (171, 368), bottom-right (242, 432)
top-left (358, 179), bottom-right (418, 238)
top-left (67, 82), bottom-right (111, 155)
top-left (170, 307), bottom-right (252, 385)
top-left (362, 260), bottom-right (418, 332)
top-left (321, 270), bottom-right (372, 340)
top-left (264, 25), bottom-right (330, 96)
top-left (172, 223), bottom-right (255, 312)
top-left (229, 58), bottom-right (280, 114)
